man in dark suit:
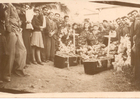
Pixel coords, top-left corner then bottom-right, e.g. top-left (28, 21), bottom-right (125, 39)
top-left (41, 6), bottom-right (49, 62)
top-left (44, 12), bottom-right (58, 62)
top-left (22, 4), bottom-right (34, 65)
top-left (53, 13), bottom-right (61, 52)
top-left (130, 10), bottom-right (140, 80)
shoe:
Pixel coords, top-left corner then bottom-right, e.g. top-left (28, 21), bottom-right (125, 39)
top-left (42, 59), bottom-right (47, 62)
top-left (3, 77), bottom-right (11, 82)
top-left (42, 60), bottom-right (47, 63)
top-left (26, 62), bottom-right (31, 65)
top-left (24, 65), bottom-right (29, 69)
top-left (38, 62), bottom-right (44, 65)
top-left (15, 70), bottom-right (30, 77)
top-left (23, 73), bottom-right (30, 77)
top-left (21, 71), bottom-right (30, 77)
top-left (50, 58), bottom-right (54, 62)
top-left (32, 61), bottom-right (37, 65)
top-left (14, 70), bottom-right (23, 77)
top-left (46, 60), bottom-right (50, 62)
top-left (0, 80), bottom-right (3, 84)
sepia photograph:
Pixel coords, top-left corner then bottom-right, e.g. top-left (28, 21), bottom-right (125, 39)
top-left (0, 0), bottom-right (140, 98)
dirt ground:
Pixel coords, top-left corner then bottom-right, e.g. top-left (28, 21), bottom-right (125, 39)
top-left (0, 61), bottom-right (140, 93)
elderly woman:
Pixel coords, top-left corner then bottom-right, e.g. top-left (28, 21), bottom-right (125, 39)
top-left (31, 8), bottom-right (44, 65)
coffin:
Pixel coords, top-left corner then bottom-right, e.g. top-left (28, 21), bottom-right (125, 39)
top-left (83, 57), bottom-right (114, 75)
top-left (54, 54), bottom-right (78, 68)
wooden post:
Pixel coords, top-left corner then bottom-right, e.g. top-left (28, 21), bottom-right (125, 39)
top-left (67, 56), bottom-right (70, 70)
top-left (107, 34), bottom-right (111, 57)
top-left (73, 30), bottom-right (76, 54)
top-left (104, 35), bottom-right (111, 57)
top-left (104, 31), bottom-right (116, 57)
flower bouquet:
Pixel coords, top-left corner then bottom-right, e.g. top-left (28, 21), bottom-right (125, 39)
top-left (112, 36), bottom-right (131, 72)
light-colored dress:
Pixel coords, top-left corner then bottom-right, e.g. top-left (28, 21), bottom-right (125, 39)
top-left (31, 15), bottom-right (44, 48)
top-left (31, 31), bottom-right (44, 48)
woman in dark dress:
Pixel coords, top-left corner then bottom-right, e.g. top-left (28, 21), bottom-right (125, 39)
top-left (78, 23), bottom-right (90, 47)
top-left (87, 24), bottom-right (103, 46)
top-left (87, 31), bottom-right (98, 46)
top-left (31, 8), bottom-right (44, 65)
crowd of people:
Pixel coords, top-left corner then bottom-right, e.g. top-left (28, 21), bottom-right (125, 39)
top-left (0, 3), bottom-right (140, 83)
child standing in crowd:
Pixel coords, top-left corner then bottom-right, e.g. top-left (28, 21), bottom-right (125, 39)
top-left (31, 8), bottom-right (44, 65)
